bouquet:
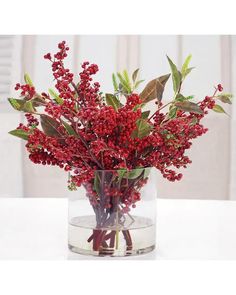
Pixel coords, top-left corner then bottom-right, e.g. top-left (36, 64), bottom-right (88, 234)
top-left (8, 41), bottom-right (232, 255)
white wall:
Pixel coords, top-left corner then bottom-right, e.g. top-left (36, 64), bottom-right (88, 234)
top-left (0, 35), bottom-right (234, 199)
top-left (230, 36), bottom-right (236, 199)
top-left (0, 36), bottom-right (23, 197)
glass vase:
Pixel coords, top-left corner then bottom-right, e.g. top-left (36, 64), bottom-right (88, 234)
top-left (68, 168), bottom-right (157, 257)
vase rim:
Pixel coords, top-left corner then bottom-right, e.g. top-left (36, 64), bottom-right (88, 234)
top-left (95, 167), bottom-right (153, 172)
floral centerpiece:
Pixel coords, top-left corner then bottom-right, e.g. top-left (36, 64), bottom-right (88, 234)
top-left (8, 41), bottom-right (232, 256)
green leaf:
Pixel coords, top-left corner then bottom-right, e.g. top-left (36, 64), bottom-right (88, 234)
top-left (24, 73), bottom-right (34, 86)
top-left (24, 101), bottom-right (36, 113)
top-left (123, 70), bottom-right (131, 89)
top-left (184, 67), bottom-right (195, 77)
top-left (93, 172), bottom-right (100, 194)
top-left (40, 114), bottom-right (61, 137)
top-left (49, 89), bottom-right (64, 105)
top-left (131, 119), bottom-right (152, 139)
top-left (141, 110), bottom-right (150, 119)
top-left (175, 101), bottom-right (204, 114)
top-left (134, 79), bottom-right (145, 89)
top-left (132, 68), bottom-right (139, 82)
top-left (9, 129), bottom-right (29, 140)
top-left (175, 94), bottom-right (194, 102)
top-left (181, 55), bottom-right (191, 73)
top-left (118, 83), bottom-right (125, 93)
top-left (166, 133), bottom-right (175, 140)
top-left (186, 95), bottom-right (194, 100)
top-left (167, 106), bottom-right (177, 119)
top-left (8, 98), bottom-right (25, 111)
top-left (181, 55), bottom-right (193, 79)
top-left (140, 74), bottom-right (170, 102)
top-left (217, 94), bottom-right (232, 104)
top-left (105, 93), bottom-right (121, 111)
top-left (212, 104), bottom-right (227, 114)
top-left (62, 121), bottom-right (77, 136)
top-left (175, 94), bottom-right (186, 102)
top-left (133, 103), bottom-right (146, 111)
top-left (117, 72), bottom-right (131, 93)
top-left (117, 169), bottom-right (127, 182)
top-left (8, 98), bottom-right (36, 113)
top-left (31, 96), bottom-right (46, 107)
top-left (143, 167), bottom-right (151, 179)
top-left (112, 73), bottom-right (119, 92)
top-left (167, 56), bottom-right (181, 93)
top-left (190, 117), bottom-right (198, 126)
top-left (126, 168), bottom-right (144, 179)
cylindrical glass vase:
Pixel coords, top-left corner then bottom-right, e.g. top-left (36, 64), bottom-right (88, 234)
top-left (68, 168), bottom-right (157, 257)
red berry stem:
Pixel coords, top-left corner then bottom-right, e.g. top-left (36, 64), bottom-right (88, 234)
top-left (122, 230), bottom-right (133, 251)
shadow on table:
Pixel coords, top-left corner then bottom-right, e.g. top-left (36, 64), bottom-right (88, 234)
top-left (67, 249), bottom-right (158, 260)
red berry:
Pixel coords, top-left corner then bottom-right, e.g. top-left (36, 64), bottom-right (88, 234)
top-left (217, 84), bottom-right (223, 92)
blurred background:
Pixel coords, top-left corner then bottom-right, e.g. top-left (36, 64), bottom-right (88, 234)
top-left (0, 35), bottom-right (235, 199)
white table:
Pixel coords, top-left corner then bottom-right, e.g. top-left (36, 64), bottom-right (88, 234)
top-left (0, 198), bottom-right (236, 260)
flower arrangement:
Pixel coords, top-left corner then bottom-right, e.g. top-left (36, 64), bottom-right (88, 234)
top-left (8, 41), bottom-right (232, 255)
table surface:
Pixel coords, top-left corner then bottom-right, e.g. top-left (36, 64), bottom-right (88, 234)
top-left (0, 198), bottom-right (236, 260)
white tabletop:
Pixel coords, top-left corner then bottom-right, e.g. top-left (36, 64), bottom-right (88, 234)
top-left (0, 198), bottom-right (236, 260)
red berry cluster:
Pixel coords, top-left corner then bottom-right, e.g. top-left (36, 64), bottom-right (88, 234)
top-left (25, 113), bottom-right (39, 127)
top-left (79, 105), bottom-right (117, 136)
top-left (200, 96), bottom-right (216, 111)
top-left (77, 61), bottom-right (100, 107)
top-left (126, 93), bottom-right (142, 108)
top-left (45, 102), bottom-right (62, 119)
top-left (15, 83), bottom-right (36, 99)
top-left (44, 41), bottom-right (74, 101)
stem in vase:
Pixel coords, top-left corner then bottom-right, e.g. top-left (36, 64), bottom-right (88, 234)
top-left (115, 209), bottom-right (119, 250)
